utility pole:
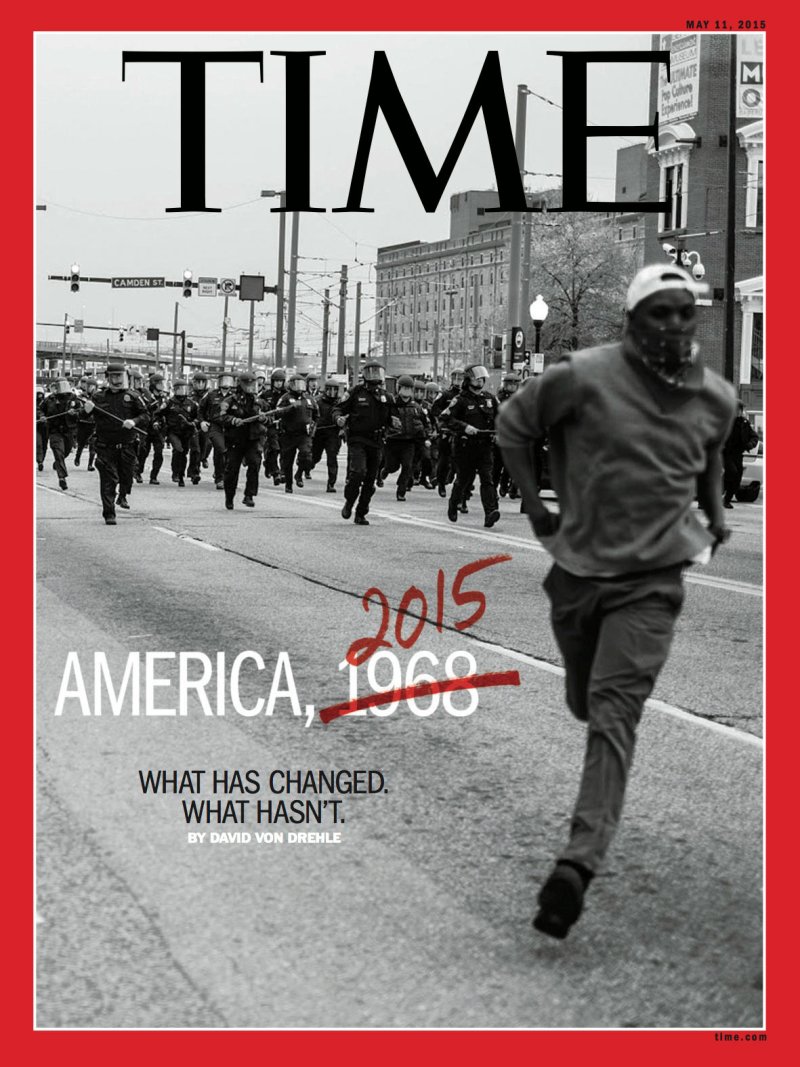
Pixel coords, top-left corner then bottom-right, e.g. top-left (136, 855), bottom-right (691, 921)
top-left (221, 294), bottom-right (229, 370)
top-left (276, 191), bottom-right (286, 366)
top-left (723, 35), bottom-right (738, 383)
top-left (61, 312), bottom-right (69, 375)
top-left (285, 210), bottom-right (300, 367)
top-left (172, 302), bottom-right (179, 380)
top-left (336, 264), bottom-right (348, 374)
top-left (321, 289), bottom-right (330, 380)
top-left (247, 299), bottom-right (255, 370)
top-left (506, 84), bottom-right (528, 371)
top-left (353, 281), bottom-right (362, 369)
top-left (521, 212), bottom-right (532, 334)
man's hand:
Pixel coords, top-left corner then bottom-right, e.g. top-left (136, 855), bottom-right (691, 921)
top-left (122, 419), bottom-right (135, 430)
top-left (391, 416), bottom-right (402, 431)
top-left (708, 523), bottom-right (731, 556)
top-left (83, 400), bottom-right (95, 414)
top-left (464, 424), bottom-right (478, 436)
top-left (530, 509), bottom-right (561, 539)
top-left (336, 416), bottom-right (346, 428)
top-left (200, 420), bottom-right (209, 432)
top-left (231, 417), bottom-right (243, 427)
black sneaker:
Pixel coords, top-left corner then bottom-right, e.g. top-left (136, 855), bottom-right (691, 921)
top-left (724, 501), bottom-right (734, 509)
top-left (376, 478), bottom-right (384, 488)
top-left (243, 496), bottom-right (255, 507)
top-left (172, 474), bottom-right (178, 482)
top-left (87, 464), bottom-right (95, 471)
top-left (58, 478), bottom-right (68, 490)
top-left (134, 473), bottom-right (143, 484)
top-left (225, 499), bottom-right (234, 510)
top-left (74, 456), bottom-right (80, 467)
top-left (294, 474), bottom-right (304, 488)
top-left (104, 515), bottom-right (117, 525)
top-left (37, 463), bottom-right (44, 471)
top-left (396, 493), bottom-right (406, 502)
top-left (273, 475), bottom-right (282, 486)
top-left (341, 501), bottom-right (353, 520)
top-left (447, 499), bottom-right (458, 523)
top-left (459, 503), bottom-right (469, 514)
top-left (484, 509), bottom-right (500, 529)
top-left (191, 476), bottom-right (200, 485)
top-left (202, 459), bottom-right (208, 468)
top-left (437, 485), bottom-right (447, 498)
top-left (178, 477), bottom-right (185, 487)
top-left (215, 481), bottom-right (224, 490)
top-left (285, 484), bottom-right (293, 494)
top-left (532, 863), bottom-right (591, 940)
top-left (354, 515), bottom-right (369, 526)
top-left (149, 477), bottom-right (159, 485)
top-left (116, 495), bottom-right (130, 510)
top-left (326, 484), bottom-right (336, 493)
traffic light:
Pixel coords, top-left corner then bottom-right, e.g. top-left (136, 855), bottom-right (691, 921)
top-left (492, 334), bottom-right (503, 370)
top-left (70, 263), bottom-right (80, 293)
top-left (183, 269), bottom-right (193, 298)
top-left (119, 331), bottom-right (125, 342)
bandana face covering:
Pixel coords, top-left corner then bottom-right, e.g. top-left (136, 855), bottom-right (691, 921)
top-left (628, 322), bottom-right (698, 388)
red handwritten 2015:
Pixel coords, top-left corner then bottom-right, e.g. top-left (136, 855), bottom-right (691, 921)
top-left (319, 555), bottom-right (521, 724)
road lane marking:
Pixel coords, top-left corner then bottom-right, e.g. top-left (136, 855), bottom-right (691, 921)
top-left (248, 491), bottom-right (764, 598)
top-left (152, 526), bottom-right (220, 551)
top-left (471, 637), bottom-right (763, 749)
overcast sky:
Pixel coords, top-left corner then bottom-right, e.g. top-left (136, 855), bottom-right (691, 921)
top-left (35, 32), bottom-right (653, 360)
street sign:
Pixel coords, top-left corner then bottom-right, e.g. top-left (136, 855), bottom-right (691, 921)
top-left (73, 319), bottom-right (84, 334)
top-left (198, 277), bottom-right (217, 298)
top-left (239, 274), bottom-right (265, 301)
top-left (533, 352), bottom-right (545, 374)
top-left (219, 278), bottom-right (237, 297)
top-left (146, 328), bottom-right (160, 341)
top-left (111, 277), bottom-right (165, 289)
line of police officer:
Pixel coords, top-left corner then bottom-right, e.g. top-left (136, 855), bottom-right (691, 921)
top-left (36, 359), bottom-right (526, 527)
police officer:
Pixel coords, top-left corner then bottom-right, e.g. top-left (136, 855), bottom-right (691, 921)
top-left (274, 372), bottom-right (317, 492)
top-left (262, 368), bottom-right (287, 484)
top-left (442, 364), bottom-right (501, 528)
top-left (311, 375), bottom-right (346, 492)
top-left (199, 370), bottom-right (235, 490)
top-left (495, 371), bottom-right (522, 499)
top-left (139, 371), bottom-right (168, 485)
top-left (381, 375), bottom-right (429, 502)
top-left (335, 360), bottom-right (398, 526)
top-left (83, 363), bottom-right (149, 524)
top-left (431, 368), bottom-right (464, 497)
top-left (35, 386), bottom-right (48, 472)
top-left (187, 371), bottom-right (210, 483)
top-left (42, 378), bottom-right (80, 490)
top-left (73, 377), bottom-right (99, 471)
top-left (220, 371), bottom-right (270, 509)
top-left (163, 379), bottom-right (199, 487)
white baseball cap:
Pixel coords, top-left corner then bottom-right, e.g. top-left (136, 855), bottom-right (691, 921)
top-left (626, 263), bottom-right (709, 312)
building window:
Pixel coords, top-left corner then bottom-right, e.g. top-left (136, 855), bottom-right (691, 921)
top-left (751, 312), bottom-right (763, 380)
top-left (662, 163), bottom-right (685, 231)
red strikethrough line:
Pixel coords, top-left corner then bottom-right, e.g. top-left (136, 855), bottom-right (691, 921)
top-left (318, 670), bottom-right (522, 724)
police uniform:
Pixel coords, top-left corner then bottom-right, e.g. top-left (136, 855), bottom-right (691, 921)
top-left (220, 375), bottom-right (269, 507)
top-left (442, 375), bottom-right (500, 527)
top-left (88, 366), bottom-right (149, 522)
top-left (335, 371), bottom-right (397, 524)
top-left (42, 384), bottom-right (81, 489)
top-left (275, 383), bottom-right (317, 491)
top-left (163, 383), bottom-right (200, 486)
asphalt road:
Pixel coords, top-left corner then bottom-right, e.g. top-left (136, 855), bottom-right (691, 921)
top-left (35, 456), bottom-right (763, 1029)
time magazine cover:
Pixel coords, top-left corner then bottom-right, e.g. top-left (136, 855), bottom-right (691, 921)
top-left (19, 1), bottom-right (785, 1059)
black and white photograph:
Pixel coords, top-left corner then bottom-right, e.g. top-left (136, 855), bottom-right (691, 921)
top-left (34, 29), bottom-right (764, 1031)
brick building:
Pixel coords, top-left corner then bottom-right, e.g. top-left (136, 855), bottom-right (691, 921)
top-left (645, 33), bottom-right (764, 413)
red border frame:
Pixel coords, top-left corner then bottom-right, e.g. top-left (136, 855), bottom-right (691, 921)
top-left (16, 3), bottom-right (789, 1062)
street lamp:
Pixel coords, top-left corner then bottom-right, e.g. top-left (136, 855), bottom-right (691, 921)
top-left (261, 189), bottom-right (286, 365)
top-left (529, 294), bottom-right (549, 368)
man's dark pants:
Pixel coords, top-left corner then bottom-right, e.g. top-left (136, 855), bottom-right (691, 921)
top-left (140, 430), bottom-right (164, 480)
top-left (168, 431), bottom-right (192, 480)
top-left (95, 441), bottom-right (137, 518)
top-left (343, 441), bottom-right (381, 517)
top-left (542, 561), bottom-right (685, 873)
top-left (224, 441), bottom-right (262, 502)
top-left (382, 439), bottom-right (416, 494)
top-left (311, 431), bottom-right (341, 485)
top-left (450, 440), bottom-right (498, 517)
top-left (208, 425), bottom-right (227, 482)
top-left (48, 431), bottom-right (73, 480)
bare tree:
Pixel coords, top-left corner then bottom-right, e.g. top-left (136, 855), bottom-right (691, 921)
top-left (527, 211), bottom-right (638, 355)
